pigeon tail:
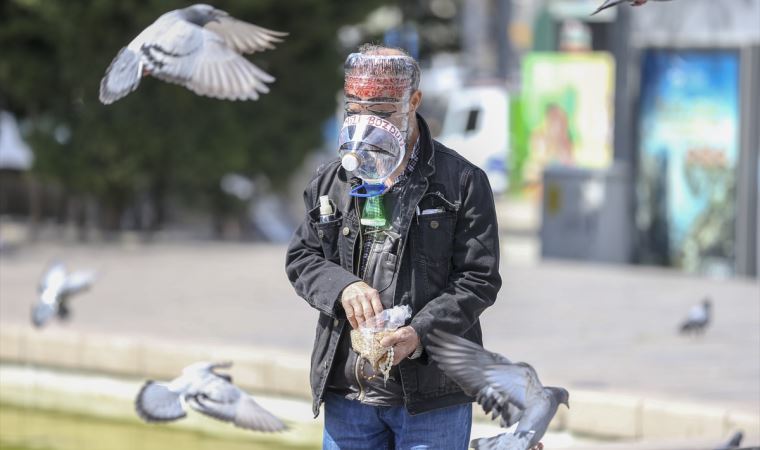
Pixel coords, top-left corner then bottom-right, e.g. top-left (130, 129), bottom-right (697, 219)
top-left (100, 48), bottom-right (143, 105)
top-left (135, 381), bottom-right (186, 422)
top-left (471, 431), bottom-right (536, 450)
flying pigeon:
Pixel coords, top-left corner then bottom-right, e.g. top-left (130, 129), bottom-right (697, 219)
top-left (135, 361), bottom-right (286, 432)
top-left (99, 4), bottom-right (287, 104)
top-left (32, 261), bottom-right (96, 328)
top-left (679, 297), bottom-right (712, 336)
top-left (715, 430), bottom-right (744, 450)
top-left (427, 330), bottom-right (569, 450)
top-left (592, 0), bottom-right (672, 16)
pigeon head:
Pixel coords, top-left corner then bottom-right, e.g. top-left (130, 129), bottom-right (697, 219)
top-left (549, 386), bottom-right (570, 409)
top-left (703, 298), bottom-right (712, 309)
top-left (181, 361), bottom-right (217, 375)
top-left (181, 361), bottom-right (233, 376)
top-left (182, 4), bottom-right (227, 26)
top-left (31, 303), bottom-right (56, 328)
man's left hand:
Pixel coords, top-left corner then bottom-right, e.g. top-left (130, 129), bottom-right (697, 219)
top-left (379, 326), bottom-right (420, 365)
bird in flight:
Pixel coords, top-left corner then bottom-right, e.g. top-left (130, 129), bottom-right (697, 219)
top-left (592, 0), bottom-right (673, 16)
top-left (100, 4), bottom-right (287, 104)
top-left (427, 330), bottom-right (569, 450)
top-left (32, 261), bottom-right (96, 328)
top-left (135, 361), bottom-right (287, 432)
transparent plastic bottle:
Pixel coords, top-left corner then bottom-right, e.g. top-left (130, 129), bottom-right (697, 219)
top-left (319, 195), bottom-right (334, 223)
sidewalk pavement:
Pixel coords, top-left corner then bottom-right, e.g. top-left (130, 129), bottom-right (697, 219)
top-left (1, 241), bottom-right (758, 443)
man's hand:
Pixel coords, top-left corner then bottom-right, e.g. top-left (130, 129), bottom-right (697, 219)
top-left (379, 326), bottom-right (420, 365)
top-left (340, 281), bottom-right (383, 329)
top-left (531, 443), bottom-right (544, 450)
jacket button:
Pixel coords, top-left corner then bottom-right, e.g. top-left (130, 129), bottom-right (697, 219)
top-left (342, 227), bottom-right (350, 236)
top-left (333, 318), bottom-right (339, 327)
top-left (430, 220), bottom-right (439, 229)
top-left (318, 229), bottom-right (325, 239)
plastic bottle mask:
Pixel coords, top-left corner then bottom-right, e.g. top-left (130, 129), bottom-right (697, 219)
top-left (339, 52), bottom-right (419, 197)
top-left (338, 114), bottom-right (406, 197)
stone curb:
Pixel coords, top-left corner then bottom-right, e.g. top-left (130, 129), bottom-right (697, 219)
top-left (1, 323), bottom-right (758, 442)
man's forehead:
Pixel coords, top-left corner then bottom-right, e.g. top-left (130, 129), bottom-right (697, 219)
top-left (344, 75), bottom-right (409, 102)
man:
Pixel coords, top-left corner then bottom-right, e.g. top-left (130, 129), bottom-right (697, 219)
top-left (286, 45), bottom-right (501, 449)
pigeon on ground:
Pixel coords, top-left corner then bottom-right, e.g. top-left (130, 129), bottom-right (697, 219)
top-left (715, 430), bottom-right (745, 450)
top-left (32, 261), bottom-right (96, 328)
top-left (679, 297), bottom-right (712, 336)
top-left (592, 0), bottom-right (672, 16)
top-left (427, 330), bottom-right (569, 450)
top-left (135, 361), bottom-right (286, 432)
top-left (100, 4), bottom-right (287, 104)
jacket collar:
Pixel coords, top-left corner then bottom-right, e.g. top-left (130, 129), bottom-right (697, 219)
top-left (415, 113), bottom-right (436, 179)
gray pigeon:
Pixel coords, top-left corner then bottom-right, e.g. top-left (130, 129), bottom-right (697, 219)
top-left (715, 430), bottom-right (745, 450)
top-left (100, 4), bottom-right (287, 104)
top-left (592, 0), bottom-right (673, 16)
top-left (679, 297), bottom-right (712, 336)
top-left (427, 330), bottom-right (569, 450)
top-left (32, 261), bottom-right (96, 328)
top-left (135, 361), bottom-right (286, 432)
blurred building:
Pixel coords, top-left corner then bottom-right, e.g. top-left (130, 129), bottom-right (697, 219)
top-left (383, 0), bottom-right (758, 278)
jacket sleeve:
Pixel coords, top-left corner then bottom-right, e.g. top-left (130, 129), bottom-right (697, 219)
top-left (285, 178), bottom-right (362, 318)
top-left (410, 167), bottom-right (501, 345)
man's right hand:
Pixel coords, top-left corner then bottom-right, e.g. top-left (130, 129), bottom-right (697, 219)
top-left (340, 281), bottom-right (383, 329)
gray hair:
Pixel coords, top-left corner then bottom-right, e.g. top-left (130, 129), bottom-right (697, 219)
top-left (345, 44), bottom-right (420, 93)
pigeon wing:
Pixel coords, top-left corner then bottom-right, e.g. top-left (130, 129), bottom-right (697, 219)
top-left (592, 0), bottom-right (626, 15)
top-left (471, 431), bottom-right (536, 450)
top-left (232, 395), bottom-right (287, 432)
top-left (184, 29), bottom-right (275, 101)
top-left (485, 362), bottom-right (546, 409)
top-left (135, 381), bottom-right (186, 422)
top-left (40, 261), bottom-right (67, 293)
top-left (99, 11), bottom-right (182, 104)
top-left (204, 16), bottom-right (287, 54)
top-left (99, 48), bottom-right (143, 104)
top-left (137, 19), bottom-right (205, 86)
top-left (427, 330), bottom-right (512, 396)
top-left (427, 330), bottom-right (525, 426)
top-left (63, 270), bottom-right (96, 297)
top-left (188, 379), bottom-right (285, 432)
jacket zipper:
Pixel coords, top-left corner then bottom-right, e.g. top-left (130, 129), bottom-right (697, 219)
top-left (352, 192), bottom-right (366, 401)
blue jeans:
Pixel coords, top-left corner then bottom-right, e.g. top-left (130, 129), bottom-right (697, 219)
top-left (322, 392), bottom-right (472, 450)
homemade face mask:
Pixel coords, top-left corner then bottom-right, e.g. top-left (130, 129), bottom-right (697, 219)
top-left (338, 115), bottom-right (406, 197)
top-left (339, 52), bottom-right (419, 196)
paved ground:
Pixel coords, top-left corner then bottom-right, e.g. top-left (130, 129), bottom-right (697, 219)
top-left (1, 240), bottom-right (758, 419)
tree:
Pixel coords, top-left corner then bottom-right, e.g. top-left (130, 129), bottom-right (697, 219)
top-left (0, 0), bottom-right (384, 234)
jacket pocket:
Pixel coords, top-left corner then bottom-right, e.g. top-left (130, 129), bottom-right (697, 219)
top-left (414, 191), bottom-right (458, 266)
top-left (415, 363), bottom-right (448, 396)
top-left (309, 202), bottom-right (342, 263)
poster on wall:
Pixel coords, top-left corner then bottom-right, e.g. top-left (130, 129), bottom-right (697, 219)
top-left (636, 50), bottom-right (740, 275)
top-left (511, 52), bottom-right (615, 194)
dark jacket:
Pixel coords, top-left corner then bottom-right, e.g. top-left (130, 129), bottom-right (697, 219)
top-left (285, 115), bottom-right (501, 417)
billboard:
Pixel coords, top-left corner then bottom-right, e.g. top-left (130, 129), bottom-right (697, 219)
top-left (636, 50), bottom-right (740, 275)
top-left (511, 52), bottom-right (615, 193)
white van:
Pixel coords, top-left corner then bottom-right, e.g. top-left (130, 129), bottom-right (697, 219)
top-left (437, 84), bottom-right (510, 194)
